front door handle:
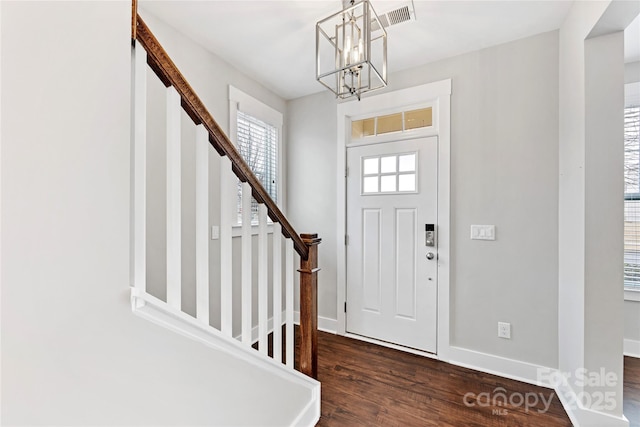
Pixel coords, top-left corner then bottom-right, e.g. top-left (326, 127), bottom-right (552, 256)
top-left (426, 252), bottom-right (435, 260)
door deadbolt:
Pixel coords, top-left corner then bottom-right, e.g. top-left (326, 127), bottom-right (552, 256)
top-left (425, 224), bottom-right (436, 247)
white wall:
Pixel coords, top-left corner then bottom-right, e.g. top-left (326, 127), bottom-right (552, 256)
top-left (140, 11), bottom-right (287, 336)
top-left (286, 90), bottom-right (340, 320)
top-left (1, 2), bottom-right (312, 425)
top-left (287, 30), bottom-right (560, 368)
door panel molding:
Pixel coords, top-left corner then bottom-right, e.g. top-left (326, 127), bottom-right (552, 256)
top-left (362, 208), bottom-right (382, 313)
top-left (396, 207), bottom-right (417, 320)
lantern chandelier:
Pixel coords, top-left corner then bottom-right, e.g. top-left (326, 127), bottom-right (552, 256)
top-left (316, 0), bottom-right (388, 101)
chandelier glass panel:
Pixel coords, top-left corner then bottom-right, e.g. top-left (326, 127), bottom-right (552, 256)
top-left (316, 0), bottom-right (387, 100)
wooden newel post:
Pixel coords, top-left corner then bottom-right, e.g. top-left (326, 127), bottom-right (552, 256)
top-left (299, 233), bottom-right (321, 379)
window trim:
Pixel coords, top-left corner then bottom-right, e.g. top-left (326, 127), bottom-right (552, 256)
top-left (626, 288), bottom-right (640, 302)
top-left (228, 86), bottom-right (283, 228)
top-left (624, 82), bottom-right (640, 300)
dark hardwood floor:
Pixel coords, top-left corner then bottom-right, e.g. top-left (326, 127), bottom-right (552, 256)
top-left (626, 356), bottom-right (640, 427)
top-left (308, 331), bottom-right (640, 426)
top-left (312, 331), bottom-right (570, 426)
top-left (288, 328), bottom-right (640, 426)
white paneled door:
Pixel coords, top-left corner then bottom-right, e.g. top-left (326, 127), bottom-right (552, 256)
top-left (346, 137), bottom-right (438, 353)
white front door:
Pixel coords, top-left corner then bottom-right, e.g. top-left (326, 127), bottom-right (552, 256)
top-left (346, 137), bottom-right (438, 353)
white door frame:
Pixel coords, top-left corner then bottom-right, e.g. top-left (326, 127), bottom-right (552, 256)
top-left (336, 79), bottom-right (451, 361)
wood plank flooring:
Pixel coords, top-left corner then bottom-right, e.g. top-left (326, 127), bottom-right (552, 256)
top-left (306, 331), bottom-right (639, 427)
top-left (626, 356), bottom-right (640, 427)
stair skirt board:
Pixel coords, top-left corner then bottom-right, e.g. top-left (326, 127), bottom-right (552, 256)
top-left (130, 289), bottom-right (320, 427)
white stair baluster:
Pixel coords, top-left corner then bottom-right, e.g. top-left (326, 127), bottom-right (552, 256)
top-left (258, 204), bottom-right (268, 355)
top-left (131, 42), bottom-right (147, 295)
top-left (285, 238), bottom-right (294, 368)
top-left (166, 86), bottom-right (181, 311)
top-left (241, 182), bottom-right (252, 345)
top-left (220, 156), bottom-right (234, 336)
top-left (195, 125), bottom-right (209, 325)
top-left (272, 223), bottom-right (282, 363)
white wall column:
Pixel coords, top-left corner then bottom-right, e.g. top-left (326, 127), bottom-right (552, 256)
top-left (583, 29), bottom-right (625, 417)
top-left (558, 2), bottom-right (638, 425)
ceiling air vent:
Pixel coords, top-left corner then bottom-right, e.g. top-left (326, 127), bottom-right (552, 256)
top-left (387, 5), bottom-right (411, 26)
top-left (371, 1), bottom-right (416, 31)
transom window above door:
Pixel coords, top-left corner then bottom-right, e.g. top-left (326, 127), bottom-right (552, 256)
top-left (352, 107), bottom-right (433, 139)
top-left (361, 153), bottom-right (417, 194)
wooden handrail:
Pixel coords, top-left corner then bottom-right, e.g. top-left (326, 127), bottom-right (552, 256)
top-left (134, 15), bottom-right (310, 261)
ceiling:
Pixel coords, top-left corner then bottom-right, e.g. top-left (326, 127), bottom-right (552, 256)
top-left (140, 0), bottom-right (640, 101)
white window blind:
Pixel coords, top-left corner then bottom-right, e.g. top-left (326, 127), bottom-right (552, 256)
top-left (237, 110), bottom-right (278, 223)
top-left (624, 103), bottom-right (640, 289)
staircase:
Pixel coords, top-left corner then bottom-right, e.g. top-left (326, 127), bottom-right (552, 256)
top-left (130, 8), bottom-right (321, 426)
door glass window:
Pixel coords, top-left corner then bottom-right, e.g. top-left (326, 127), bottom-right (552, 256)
top-left (363, 157), bottom-right (379, 174)
top-left (380, 156), bottom-right (397, 173)
top-left (399, 173), bottom-right (416, 192)
top-left (363, 176), bottom-right (379, 193)
top-left (362, 152), bottom-right (417, 194)
top-left (399, 154), bottom-right (416, 172)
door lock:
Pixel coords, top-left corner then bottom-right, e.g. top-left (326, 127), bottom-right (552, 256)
top-left (425, 224), bottom-right (436, 247)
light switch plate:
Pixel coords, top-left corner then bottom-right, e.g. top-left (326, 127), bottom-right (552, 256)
top-left (471, 225), bottom-right (496, 241)
top-left (211, 225), bottom-right (220, 240)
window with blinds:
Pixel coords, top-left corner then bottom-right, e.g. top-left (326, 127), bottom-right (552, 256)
top-left (624, 103), bottom-right (640, 289)
top-left (237, 110), bottom-right (278, 223)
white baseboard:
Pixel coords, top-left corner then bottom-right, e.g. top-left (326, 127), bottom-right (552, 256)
top-left (233, 312), bottom-right (283, 344)
top-left (448, 346), bottom-right (556, 388)
top-left (624, 338), bottom-right (640, 358)
top-left (234, 312), bottom-right (338, 345)
top-left (293, 311), bottom-right (338, 334)
top-left (448, 346), bottom-right (630, 426)
top-left (555, 380), bottom-right (629, 427)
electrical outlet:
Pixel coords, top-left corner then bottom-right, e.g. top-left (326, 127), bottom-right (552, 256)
top-left (498, 322), bottom-right (511, 339)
